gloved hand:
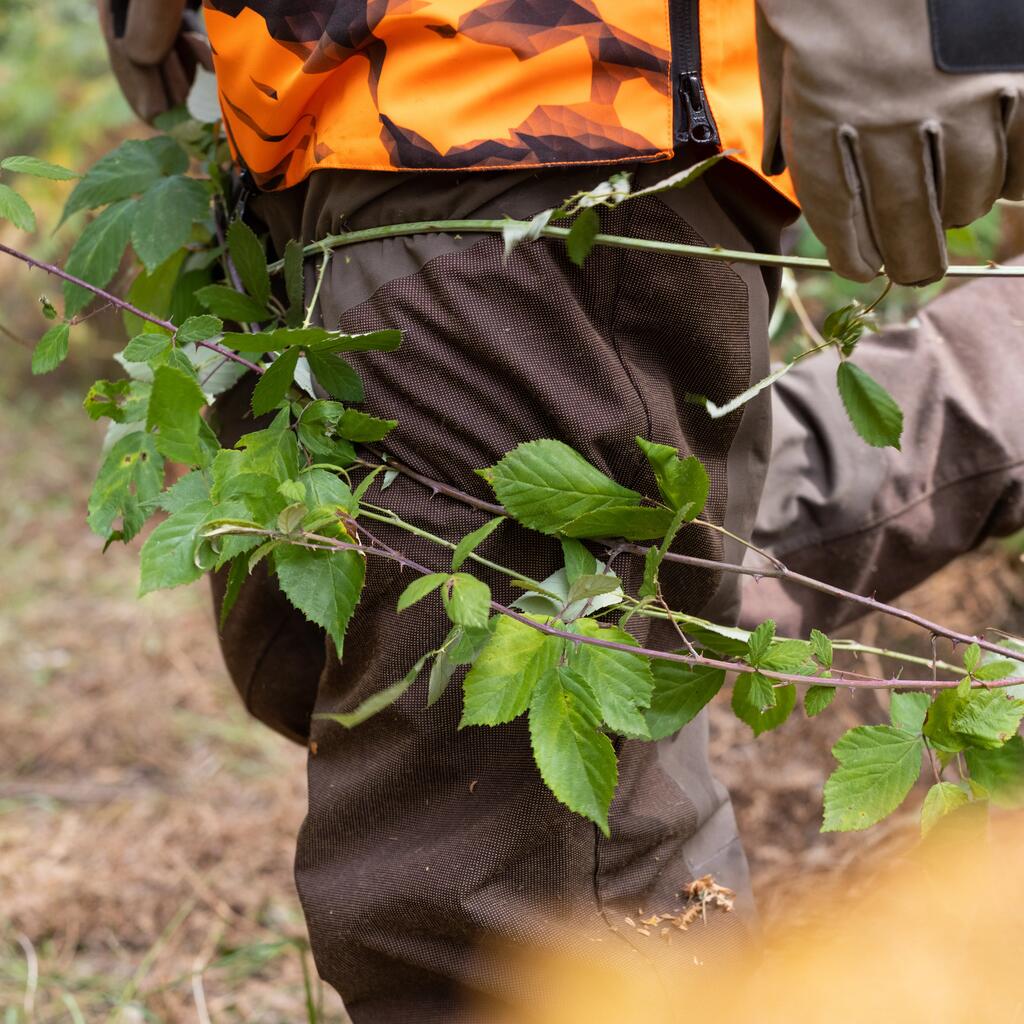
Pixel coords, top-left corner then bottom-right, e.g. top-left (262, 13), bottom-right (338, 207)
top-left (97, 0), bottom-right (212, 123)
top-left (757, 0), bottom-right (1024, 285)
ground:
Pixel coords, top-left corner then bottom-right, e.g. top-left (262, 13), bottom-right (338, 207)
top-left (2, 343), bottom-right (1021, 1020)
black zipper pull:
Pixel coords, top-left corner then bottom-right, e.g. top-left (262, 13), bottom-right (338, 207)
top-left (676, 72), bottom-right (718, 146)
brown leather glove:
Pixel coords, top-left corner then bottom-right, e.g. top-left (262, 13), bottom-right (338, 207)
top-left (757, 0), bottom-right (1024, 286)
top-left (97, 0), bottom-right (212, 123)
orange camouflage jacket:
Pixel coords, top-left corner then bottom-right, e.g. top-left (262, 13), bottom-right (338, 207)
top-left (204, 0), bottom-right (795, 201)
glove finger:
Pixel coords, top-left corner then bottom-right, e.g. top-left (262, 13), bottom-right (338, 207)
top-left (940, 102), bottom-right (1007, 228)
top-left (1001, 87), bottom-right (1024, 201)
top-left (105, 46), bottom-right (174, 122)
top-left (755, 6), bottom-right (786, 175)
top-left (123, 0), bottom-right (188, 65)
top-left (855, 124), bottom-right (947, 286)
top-left (787, 124), bottom-right (882, 282)
top-left (160, 49), bottom-right (194, 111)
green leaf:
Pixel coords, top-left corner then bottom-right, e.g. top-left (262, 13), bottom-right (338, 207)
top-left (444, 573), bottom-right (492, 630)
top-left (560, 538), bottom-right (596, 586)
top-left (951, 690), bottom-right (1024, 750)
top-left (0, 183), bottom-right (35, 232)
top-left (920, 782), bottom-right (970, 836)
top-left (62, 199), bottom-right (137, 316)
top-left (220, 326), bottom-right (330, 353)
top-left (836, 361), bottom-right (904, 449)
top-left (565, 207), bottom-right (600, 266)
top-left (283, 238), bottom-right (305, 328)
top-left (452, 516), bottom-right (506, 572)
top-left (561, 505), bottom-right (675, 541)
top-left (529, 665), bottom-right (618, 835)
top-left (131, 175), bottom-right (210, 273)
top-left (122, 333), bottom-right (171, 364)
top-left (31, 323), bottom-right (70, 375)
top-left (975, 659), bottom-right (1018, 682)
top-left (252, 347), bottom-right (300, 416)
top-left (397, 572), bottom-right (448, 613)
top-left (634, 438), bottom-right (709, 518)
top-left (83, 379), bottom-right (144, 423)
top-left (122, 249), bottom-right (184, 337)
top-left (146, 364), bottom-right (208, 465)
top-left (804, 685), bottom-right (837, 717)
top-left (489, 440), bottom-right (642, 535)
top-left (822, 726), bottom-right (924, 832)
top-left (733, 673), bottom-right (796, 736)
top-left (219, 556), bottom-right (249, 630)
top-left (61, 137), bottom-right (187, 222)
top-left (924, 688), bottom-right (969, 755)
top-left (274, 541), bottom-right (366, 655)
top-left (569, 619), bottom-right (654, 739)
top-left (139, 500), bottom-right (214, 594)
top-left (226, 220), bottom-right (270, 307)
top-left (1, 155), bottom-right (78, 180)
top-left (313, 329), bottom-right (402, 354)
top-left (302, 467), bottom-right (356, 516)
top-left (746, 620), bottom-right (776, 667)
top-left (890, 691), bottom-right (931, 734)
top-left (307, 351), bottom-right (364, 402)
top-left (966, 736), bottom-right (1024, 807)
top-left (336, 408), bottom-right (397, 443)
top-left (963, 643), bottom-right (982, 676)
top-left (196, 284), bottom-right (270, 323)
top-left (644, 662), bottom-right (725, 741)
top-left (461, 615), bottom-right (561, 726)
top-left (759, 639), bottom-right (816, 674)
top-left (317, 652), bottom-right (432, 728)
top-left (176, 314), bottom-right (223, 344)
top-left (810, 628), bottom-right (833, 669)
top-left (159, 469), bottom-right (210, 513)
top-left (87, 432), bottom-right (164, 541)
top-left (565, 573), bottom-right (622, 606)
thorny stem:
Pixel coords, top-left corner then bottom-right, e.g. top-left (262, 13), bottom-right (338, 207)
top-left (0, 240), bottom-right (265, 376)
top-left (208, 523), bottom-right (1024, 692)
top-left (266, 219), bottom-right (1024, 280)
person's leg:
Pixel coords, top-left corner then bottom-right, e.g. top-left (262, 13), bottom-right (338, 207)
top-left (234, 160), bottom-right (788, 1021)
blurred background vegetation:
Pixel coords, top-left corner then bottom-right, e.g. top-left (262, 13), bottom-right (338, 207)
top-left (1, 1), bottom-right (1022, 1021)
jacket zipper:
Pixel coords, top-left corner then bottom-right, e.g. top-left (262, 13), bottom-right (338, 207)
top-left (671, 0), bottom-right (719, 146)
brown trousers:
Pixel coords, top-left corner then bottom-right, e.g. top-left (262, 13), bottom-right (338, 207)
top-left (212, 157), bottom-right (794, 1021)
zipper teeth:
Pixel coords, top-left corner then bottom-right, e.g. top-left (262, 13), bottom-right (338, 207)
top-left (671, 0), bottom-right (700, 76)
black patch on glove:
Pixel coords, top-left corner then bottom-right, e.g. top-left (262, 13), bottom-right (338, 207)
top-left (928, 0), bottom-right (1024, 72)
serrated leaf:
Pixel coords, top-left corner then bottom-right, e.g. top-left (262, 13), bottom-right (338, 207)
top-left (461, 615), bottom-right (561, 726)
top-left (569, 619), bottom-right (653, 739)
top-left (251, 347), bottom-right (300, 416)
top-left (226, 219), bottom-right (270, 306)
top-left (87, 432), bottom-right (164, 541)
top-left (759, 639), bottom-right (816, 674)
top-left (733, 675), bottom-right (795, 736)
top-left (1, 155), bottom-right (78, 180)
top-left (565, 573), bottom-right (622, 605)
top-left (489, 440), bottom-right (642, 535)
top-left (312, 329), bottom-right (402, 354)
top-left (644, 662), bottom-right (724, 741)
top-left (822, 726), bottom-right (923, 832)
top-left (176, 314), bottom-right (223, 344)
top-left (219, 556), bottom-right (249, 630)
top-left (83, 379), bottom-right (141, 423)
top-left (302, 467), bottom-right (356, 516)
top-left (966, 736), bottom-right (1024, 807)
top-left (452, 516), bottom-right (505, 572)
top-left (274, 541), bottom-right (365, 655)
top-left (159, 469), bottom-right (210, 513)
top-left (283, 238), bottom-right (305, 328)
top-left (963, 642), bottom-right (982, 676)
top-left (122, 332), bottom-right (172, 364)
top-left (0, 183), bottom-right (35, 232)
top-left (307, 350), bottom-right (364, 402)
top-left (196, 284), bottom-right (270, 323)
top-left (561, 538), bottom-right (596, 586)
top-left (804, 684), bottom-right (837, 717)
top-left (923, 688), bottom-right (969, 754)
top-left (920, 782), bottom-right (970, 836)
top-left (146, 364), bottom-right (207, 465)
top-left (836, 361), bottom-right (904, 449)
top-left (139, 500), bottom-right (214, 594)
top-left (221, 326), bottom-right (329, 353)
top-left (634, 438), bottom-right (709, 518)
top-left (131, 175), bottom-right (210, 273)
top-left (975, 659), bottom-right (1018, 682)
top-left (746, 620), bottom-right (776, 666)
top-left (810, 628), bottom-right (833, 669)
top-left (31, 323), bottom-right (70, 375)
top-left (561, 505), bottom-right (675, 541)
top-left (529, 665), bottom-right (618, 835)
top-left (62, 199), bottom-right (136, 315)
top-left (397, 573), bottom-right (448, 613)
top-left (951, 690), bottom-right (1024, 750)
top-left (318, 651), bottom-right (431, 728)
top-left (444, 573), bottom-right (491, 630)
top-left (336, 408), bottom-right (397, 443)
top-left (122, 249), bottom-right (184, 338)
top-left (890, 691), bottom-right (931, 734)
top-left (565, 207), bottom-right (600, 266)
top-left (62, 137), bottom-right (187, 222)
